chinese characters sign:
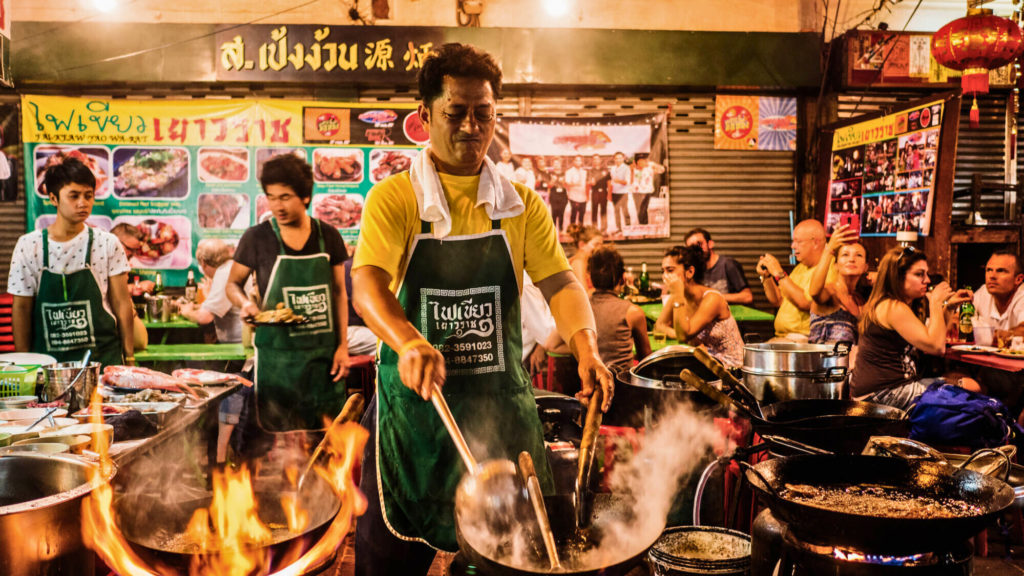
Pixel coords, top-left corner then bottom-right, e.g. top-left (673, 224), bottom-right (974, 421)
top-left (23, 95), bottom-right (425, 285)
top-left (824, 100), bottom-right (944, 238)
top-left (215, 25), bottom-right (443, 82)
top-left (714, 95), bottom-right (797, 151)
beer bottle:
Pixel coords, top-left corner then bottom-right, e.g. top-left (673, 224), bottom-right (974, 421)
top-left (959, 294), bottom-right (975, 344)
top-left (638, 262), bottom-right (650, 294)
top-left (154, 272), bottom-right (164, 294)
top-left (184, 270), bottom-right (197, 302)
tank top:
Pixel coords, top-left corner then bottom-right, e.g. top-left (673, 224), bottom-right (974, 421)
top-left (590, 290), bottom-right (635, 370)
top-left (850, 318), bottom-right (917, 397)
top-left (690, 290), bottom-right (745, 368)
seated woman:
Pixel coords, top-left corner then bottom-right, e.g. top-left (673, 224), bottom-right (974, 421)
top-left (808, 223), bottom-right (869, 344)
top-left (655, 245), bottom-right (744, 368)
top-left (850, 246), bottom-right (975, 410)
top-left (552, 246), bottom-right (650, 373)
top-left (567, 224), bottom-right (603, 293)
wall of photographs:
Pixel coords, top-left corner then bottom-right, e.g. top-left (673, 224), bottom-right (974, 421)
top-left (825, 99), bottom-right (943, 238)
top-left (22, 96), bottom-right (424, 285)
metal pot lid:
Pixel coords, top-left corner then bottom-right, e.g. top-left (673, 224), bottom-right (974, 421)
top-left (631, 346), bottom-right (720, 389)
top-left (744, 341), bottom-right (851, 355)
top-left (636, 344), bottom-right (697, 368)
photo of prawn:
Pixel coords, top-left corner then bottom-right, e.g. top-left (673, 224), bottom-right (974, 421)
top-left (312, 193), bottom-right (364, 229)
top-left (34, 145), bottom-right (112, 198)
top-left (112, 146), bottom-right (190, 199)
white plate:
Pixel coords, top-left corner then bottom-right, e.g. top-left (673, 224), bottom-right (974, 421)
top-left (0, 353), bottom-right (57, 366)
top-left (0, 408), bottom-right (67, 421)
top-left (995, 349), bottom-right (1024, 359)
top-left (950, 344), bottom-right (999, 353)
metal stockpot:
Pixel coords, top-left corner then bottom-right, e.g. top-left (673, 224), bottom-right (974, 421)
top-left (605, 346), bottom-right (720, 427)
top-left (741, 342), bottom-right (850, 404)
top-left (0, 453), bottom-right (114, 575)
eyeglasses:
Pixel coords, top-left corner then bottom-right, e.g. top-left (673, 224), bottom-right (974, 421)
top-left (898, 245), bottom-right (917, 264)
top-left (440, 108), bottom-right (496, 125)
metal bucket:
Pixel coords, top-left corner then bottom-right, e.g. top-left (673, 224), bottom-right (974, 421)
top-left (741, 342), bottom-right (850, 404)
top-left (41, 362), bottom-right (101, 410)
top-left (0, 453), bottom-right (115, 575)
top-left (648, 526), bottom-right (751, 575)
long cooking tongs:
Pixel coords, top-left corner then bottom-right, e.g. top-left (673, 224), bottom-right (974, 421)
top-left (691, 347), bottom-right (763, 419)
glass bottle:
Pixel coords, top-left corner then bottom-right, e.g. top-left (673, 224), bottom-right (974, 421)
top-left (184, 270), bottom-right (197, 302)
top-left (154, 272), bottom-right (164, 294)
top-left (638, 262), bottom-right (650, 294)
top-left (959, 294), bottom-right (975, 344)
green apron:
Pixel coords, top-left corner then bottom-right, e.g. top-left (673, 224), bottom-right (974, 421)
top-left (254, 218), bottom-right (345, 432)
top-left (32, 228), bottom-right (123, 368)
top-left (375, 219), bottom-right (552, 552)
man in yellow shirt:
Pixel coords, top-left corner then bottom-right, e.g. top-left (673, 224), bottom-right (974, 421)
top-left (757, 219), bottom-right (830, 341)
top-left (351, 43), bottom-right (613, 575)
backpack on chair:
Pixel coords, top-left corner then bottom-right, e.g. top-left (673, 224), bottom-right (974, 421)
top-left (908, 382), bottom-right (1024, 451)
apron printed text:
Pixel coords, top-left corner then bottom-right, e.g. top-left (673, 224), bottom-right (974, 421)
top-left (41, 300), bottom-right (96, 350)
top-left (282, 284), bottom-right (333, 335)
top-left (421, 286), bottom-right (505, 374)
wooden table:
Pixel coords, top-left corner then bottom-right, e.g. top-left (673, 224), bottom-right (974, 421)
top-left (945, 348), bottom-right (1024, 373)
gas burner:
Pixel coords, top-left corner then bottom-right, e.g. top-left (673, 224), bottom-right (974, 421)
top-left (752, 509), bottom-right (973, 576)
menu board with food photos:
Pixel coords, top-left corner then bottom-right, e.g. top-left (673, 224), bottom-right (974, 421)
top-left (824, 99), bottom-right (944, 238)
top-left (22, 95), bottom-right (425, 285)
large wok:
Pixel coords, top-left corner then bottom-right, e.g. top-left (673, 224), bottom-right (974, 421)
top-left (456, 492), bottom-right (662, 576)
top-left (756, 399), bottom-right (909, 454)
top-left (115, 472), bottom-right (340, 573)
top-left (743, 454), bottom-right (1015, 552)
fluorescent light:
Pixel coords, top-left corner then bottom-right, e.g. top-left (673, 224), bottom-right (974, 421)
top-left (93, 0), bottom-right (116, 13)
top-left (545, 0), bottom-right (571, 18)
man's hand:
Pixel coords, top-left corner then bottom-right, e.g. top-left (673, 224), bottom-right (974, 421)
top-left (528, 344), bottom-right (548, 376)
top-left (398, 340), bottom-right (446, 400)
top-left (240, 301), bottom-right (260, 323)
top-left (757, 254), bottom-right (784, 277)
top-left (330, 345), bottom-right (350, 382)
top-left (570, 329), bottom-right (614, 412)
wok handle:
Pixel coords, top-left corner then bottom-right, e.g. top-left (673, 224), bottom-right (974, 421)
top-left (518, 451), bottom-right (562, 570)
top-left (739, 461), bottom-right (782, 500)
top-left (575, 387), bottom-right (604, 528)
top-left (959, 448), bottom-right (1013, 483)
top-left (691, 347), bottom-right (763, 419)
top-left (679, 369), bottom-right (738, 413)
top-left (431, 384), bottom-right (479, 473)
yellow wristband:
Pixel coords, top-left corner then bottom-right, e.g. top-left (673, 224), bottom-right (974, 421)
top-left (124, 356), bottom-right (136, 361)
top-left (398, 338), bottom-right (430, 357)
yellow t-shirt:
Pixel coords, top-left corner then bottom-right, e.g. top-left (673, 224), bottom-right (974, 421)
top-left (773, 261), bottom-right (837, 337)
top-left (353, 171), bottom-right (570, 293)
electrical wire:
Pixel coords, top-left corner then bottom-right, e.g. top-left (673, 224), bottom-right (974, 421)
top-left (50, 0), bottom-right (325, 74)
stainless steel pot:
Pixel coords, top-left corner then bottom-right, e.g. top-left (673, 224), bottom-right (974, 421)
top-left (41, 361), bottom-right (101, 410)
top-left (741, 342), bottom-right (850, 403)
top-left (0, 453), bottom-right (114, 575)
top-left (605, 346), bottom-right (721, 427)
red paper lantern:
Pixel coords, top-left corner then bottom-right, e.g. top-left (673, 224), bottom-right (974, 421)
top-left (931, 9), bottom-right (1023, 127)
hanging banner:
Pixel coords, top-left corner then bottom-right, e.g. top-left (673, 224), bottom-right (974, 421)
top-left (22, 95), bottom-right (425, 285)
top-left (489, 113), bottom-right (670, 241)
top-left (824, 99), bottom-right (944, 238)
top-left (714, 95), bottom-right (797, 151)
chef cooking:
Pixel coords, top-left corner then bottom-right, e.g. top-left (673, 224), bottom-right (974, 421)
top-left (350, 42), bottom-right (615, 575)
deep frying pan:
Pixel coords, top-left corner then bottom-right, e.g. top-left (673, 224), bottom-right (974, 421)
top-left (743, 455), bottom-right (1015, 552)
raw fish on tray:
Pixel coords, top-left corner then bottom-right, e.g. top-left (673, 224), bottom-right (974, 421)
top-left (102, 366), bottom-right (200, 399)
top-left (172, 369), bottom-right (253, 387)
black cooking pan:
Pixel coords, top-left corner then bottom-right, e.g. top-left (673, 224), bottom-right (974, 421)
top-left (743, 455), bottom-right (1015, 552)
top-left (756, 399), bottom-right (910, 454)
top-left (457, 493), bottom-right (661, 576)
top-left (114, 473), bottom-right (340, 573)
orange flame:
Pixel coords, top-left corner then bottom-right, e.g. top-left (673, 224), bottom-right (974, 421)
top-left (81, 384), bottom-right (368, 576)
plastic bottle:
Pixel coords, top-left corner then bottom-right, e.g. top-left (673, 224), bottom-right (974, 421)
top-left (184, 270), bottom-right (197, 302)
top-left (638, 262), bottom-right (650, 294)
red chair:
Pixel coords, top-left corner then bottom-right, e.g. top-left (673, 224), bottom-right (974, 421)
top-left (0, 294), bottom-right (14, 353)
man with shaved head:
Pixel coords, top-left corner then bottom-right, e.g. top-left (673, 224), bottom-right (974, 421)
top-left (757, 219), bottom-right (831, 341)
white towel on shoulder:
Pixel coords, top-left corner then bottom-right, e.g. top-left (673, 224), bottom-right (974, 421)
top-left (408, 147), bottom-right (525, 239)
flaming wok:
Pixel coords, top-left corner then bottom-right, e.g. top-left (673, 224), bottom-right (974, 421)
top-left (114, 472), bottom-right (340, 573)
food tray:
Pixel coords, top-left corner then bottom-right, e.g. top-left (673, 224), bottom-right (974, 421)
top-left (74, 402), bottom-right (181, 427)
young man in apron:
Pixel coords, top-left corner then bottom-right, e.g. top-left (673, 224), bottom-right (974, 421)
top-left (9, 158), bottom-right (134, 368)
top-left (352, 43), bottom-right (615, 575)
top-left (226, 154), bottom-right (350, 433)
